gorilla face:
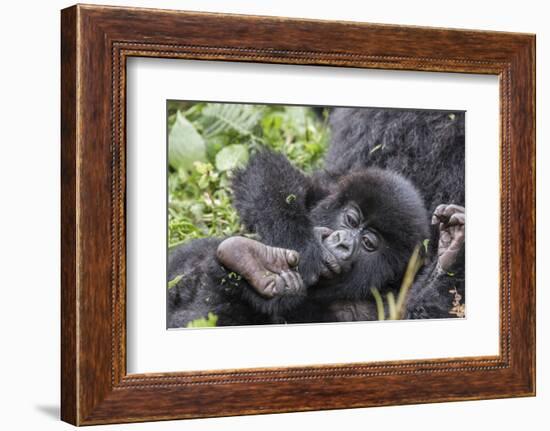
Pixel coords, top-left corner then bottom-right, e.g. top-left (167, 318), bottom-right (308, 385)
top-left (310, 168), bottom-right (429, 301)
top-left (314, 203), bottom-right (380, 274)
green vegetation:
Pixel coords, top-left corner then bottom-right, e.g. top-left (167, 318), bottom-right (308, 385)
top-left (167, 274), bottom-right (183, 289)
top-left (371, 244), bottom-right (424, 320)
top-left (186, 312), bottom-right (219, 328)
top-left (167, 101), bottom-right (330, 249)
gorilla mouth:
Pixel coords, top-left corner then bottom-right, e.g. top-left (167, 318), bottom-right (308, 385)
top-left (321, 247), bottom-right (343, 276)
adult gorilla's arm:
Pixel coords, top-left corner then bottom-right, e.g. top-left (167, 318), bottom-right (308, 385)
top-left (406, 204), bottom-right (466, 319)
top-left (231, 150), bottom-right (328, 286)
top-left (168, 237), bottom-right (308, 325)
top-left (167, 238), bottom-right (268, 327)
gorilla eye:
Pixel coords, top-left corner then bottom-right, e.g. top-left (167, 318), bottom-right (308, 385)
top-left (362, 231), bottom-right (379, 251)
top-left (345, 210), bottom-right (360, 228)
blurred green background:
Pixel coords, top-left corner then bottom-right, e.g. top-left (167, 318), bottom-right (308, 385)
top-left (167, 101), bottom-right (331, 249)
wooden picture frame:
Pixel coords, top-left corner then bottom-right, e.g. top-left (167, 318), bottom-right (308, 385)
top-left (61, 4), bottom-right (535, 425)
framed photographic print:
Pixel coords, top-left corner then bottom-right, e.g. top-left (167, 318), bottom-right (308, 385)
top-left (61, 4), bottom-right (536, 425)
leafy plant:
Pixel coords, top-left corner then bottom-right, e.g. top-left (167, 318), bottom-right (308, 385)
top-left (215, 144), bottom-right (249, 171)
top-left (167, 274), bottom-right (184, 289)
top-left (186, 312), bottom-right (219, 328)
top-left (371, 245), bottom-right (424, 320)
top-left (200, 103), bottom-right (264, 140)
top-left (167, 102), bottom-right (330, 248)
top-left (168, 111), bottom-right (207, 171)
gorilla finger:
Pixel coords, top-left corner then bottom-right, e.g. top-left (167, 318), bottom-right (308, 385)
top-left (448, 212), bottom-right (465, 226)
top-left (293, 272), bottom-right (304, 291)
top-left (439, 231), bottom-right (451, 246)
top-left (432, 204), bottom-right (448, 224)
top-left (292, 271), bottom-right (304, 291)
top-left (280, 271), bottom-right (297, 293)
top-left (440, 204), bottom-right (465, 218)
top-left (286, 271), bottom-right (303, 293)
top-left (450, 225), bottom-right (465, 242)
top-left (263, 280), bottom-right (277, 298)
top-left (433, 204), bottom-right (465, 225)
top-left (432, 204), bottom-right (449, 223)
top-left (272, 276), bottom-right (287, 296)
top-left (285, 250), bottom-right (300, 267)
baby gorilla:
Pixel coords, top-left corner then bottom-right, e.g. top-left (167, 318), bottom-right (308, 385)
top-left (167, 151), bottom-right (428, 327)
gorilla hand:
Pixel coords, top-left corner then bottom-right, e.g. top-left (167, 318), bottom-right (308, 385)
top-left (432, 204), bottom-right (465, 273)
top-left (216, 236), bottom-right (304, 298)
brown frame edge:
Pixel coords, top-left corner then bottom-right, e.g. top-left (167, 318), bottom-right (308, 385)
top-left (61, 4), bottom-right (536, 425)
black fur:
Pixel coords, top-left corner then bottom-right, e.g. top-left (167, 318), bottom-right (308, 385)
top-left (231, 150), bottom-right (328, 287)
top-left (167, 107), bottom-right (465, 327)
top-left (326, 108), bottom-right (464, 212)
top-left (167, 237), bottom-right (305, 326)
top-left (168, 238), bottom-right (267, 327)
top-left (325, 108), bottom-right (465, 319)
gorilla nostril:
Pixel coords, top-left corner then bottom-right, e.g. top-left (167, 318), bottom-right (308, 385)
top-left (337, 241), bottom-right (350, 251)
top-left (335, 239), bottom-right (354, 258)
top-left (316, 226), bottom-right (334, 240)
top-left (339, 245), bottom-right (352, 258)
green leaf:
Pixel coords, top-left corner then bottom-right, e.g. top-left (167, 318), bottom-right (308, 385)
top-left (285, 194), bottom-right (297, 204)
top-left (228, 271), bottom-right (242, 281)
top-left (284, 106), bottom-right (309, 131)
top-left (189, 202), bottom-right (205, 219)
top-left (423, 238), bottom-right (430, 253)
top-left (201, 103), bottom-right (263, 138)
top-left (371, 287), bottom-right (385, 321)
top-left (215, 144), bottom-right (249, 171)
top-left (197, 175), bottom-right (209, 190)
top-left (168, 111), bottom-right (207, 171)
top-left (186, 312), bottom-right (219, 328)
top-left (167, 274), bottom-right (184, 289)
top-left (193, 161), bottom-right (211, 175)
top-left (387, 292), bottom-right (398, 320)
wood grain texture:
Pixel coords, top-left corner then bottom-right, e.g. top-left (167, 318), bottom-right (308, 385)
top-left (60, 6), bottom-right (78, 425)
top-left (60, 4), bottom-right (536, 425)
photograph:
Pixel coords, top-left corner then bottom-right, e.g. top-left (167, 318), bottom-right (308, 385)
top-left (53, 2), bottom-right (536, 426)
top-left (166, 102), bottom-right (466, 328)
